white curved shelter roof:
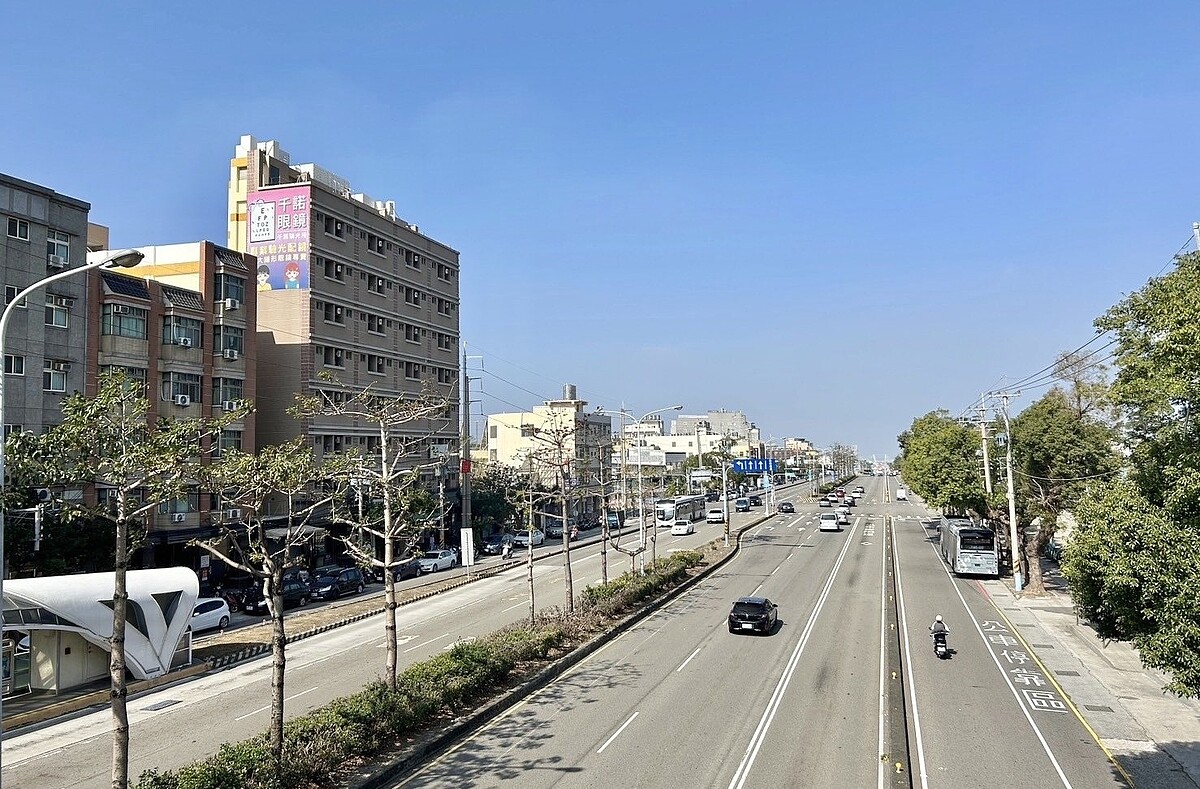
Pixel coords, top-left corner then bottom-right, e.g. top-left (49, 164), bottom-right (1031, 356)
top-left (4, 568), bottom-right (198, 680)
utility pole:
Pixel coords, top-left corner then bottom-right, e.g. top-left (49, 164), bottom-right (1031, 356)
top-left (978, 396), bottom-right (993, 495)
top-left (459, 347), bottom-right (472, 553)
top-left (998, 392), bottom-right (1023, 591)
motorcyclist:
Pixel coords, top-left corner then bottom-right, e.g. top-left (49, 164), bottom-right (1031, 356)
top-left (929, 614), bottom-right (949, 636)
top-left (502, 541), bottom-right (513, 560)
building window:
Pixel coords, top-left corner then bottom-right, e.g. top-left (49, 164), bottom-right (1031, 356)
top-left (213, 325), bottom-right (245, 354)
top-left (367, 314), bottom-right (387, 335)
top-left (322, 258), bottom-right (347, 281)
top-left (164, 316), bottom-right (202, 347)
top-left (6, 218), bottom-right (29, 241)
top-left (437, 263), bottom-right (454, 282)
top-left (489, 425), bottom-right (498, 440)
top-left (46, 230), bottom-right (71, 264)
top-left (367, 276), bottom-right (386, 295)
top-left (406, 251), bottom-right (421, 269)
top-left (43, 359), bottom-right (69, 392)
top-left (404, 361), bottom-right (422, 380)
top-left (323, 302), bottom-right (346, 325)
top-left (437, 332), bottom-right (457, 351)
top-left (322, 346), bottom-right (345, 368)
top-left (405, 287), bottom-right (421, 306)
top-left (366, 233), bottom-right (385, 255)
top-left (324, 216), bottom-right (345, 238)
top-left (213, 377), bottom-right (245, 405)
top-left (320, 435), bottom-right (345, 454)
top-left (163, 371), bottom-right (202, 403)
top-left (436, 297), bottom-right (455, 317)
top-left (405, 324), bottom-right (422, 344)
top-left (4, 286), bottom-right (26, 309)
top-left (367, 354), bottom-right (385, 375)
top-left (102, 304), bottom-right (148, 338)
top-left (216, 430), bottom-right (242, 457)
top-left (437, 367), bottom-right (455, 385)
top-left (4, 355), bottom-right (24, 375)
top-left (101, 365), bottom-right (147, 388)
top-left (44, 295), bottom-right (69, 328)
top-left (214, 273), bottom-right (246, 304)
top-left (3, 424), bottom-right (24, 438)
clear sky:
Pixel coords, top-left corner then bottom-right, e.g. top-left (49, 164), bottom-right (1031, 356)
top-left (4, 2), bottom-right (1198, 456)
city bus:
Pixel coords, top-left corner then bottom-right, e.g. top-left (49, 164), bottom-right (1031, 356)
top-left (939, 519), bottom-right (999, 577)
top-left (655, 495), bottom-right (706, 526)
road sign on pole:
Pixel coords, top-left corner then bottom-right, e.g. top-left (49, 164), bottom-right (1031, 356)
top-left (731, 458), bottom-right (778, 475)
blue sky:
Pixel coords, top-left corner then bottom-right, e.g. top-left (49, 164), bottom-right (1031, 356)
top-left (5, 2), bottom-right (1198, 456)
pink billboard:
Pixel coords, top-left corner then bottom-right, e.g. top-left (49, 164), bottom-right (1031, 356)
top-left (247, 185), bottom-right (312, 290)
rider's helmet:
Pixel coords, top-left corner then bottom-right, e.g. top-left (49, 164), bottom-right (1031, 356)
top-left (935, 615), bottom-right (943, 623)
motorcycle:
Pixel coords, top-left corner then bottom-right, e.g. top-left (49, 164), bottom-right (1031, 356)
top-left (931, 630), bottom-right (949, 659)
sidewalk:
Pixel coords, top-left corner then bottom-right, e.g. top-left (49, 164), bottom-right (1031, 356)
top-left (980, 561), bottom-right (1200, 788)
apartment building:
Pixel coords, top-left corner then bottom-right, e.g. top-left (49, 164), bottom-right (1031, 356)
top-left (226, 136), bottom-right (459, 482)
top-left (86, 241), bottom-right (257, 565)
top-left (486, 385), bottom-right (612, 521)
top-left (671, 409), bottom-right (754, 439)
top-left (0, 173), bottom-right (91, 436)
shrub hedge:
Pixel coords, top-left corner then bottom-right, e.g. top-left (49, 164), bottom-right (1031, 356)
top-left (134, 549), bottom-right (706, 789)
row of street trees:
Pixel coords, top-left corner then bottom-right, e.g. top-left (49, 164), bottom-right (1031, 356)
top-left (894, 250), bottom-right (1200, 698)
top-left (4, 370), bottom-right (453, 787)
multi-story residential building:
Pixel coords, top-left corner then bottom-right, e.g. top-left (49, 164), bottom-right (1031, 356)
top-left (225, 135), bottom-right (459, 487)
top-left (671, 409), bottom-right (753, 439)
top-left (86, 241), bottom-right (257, 566)
top-left (0, 173), bottom-right (91, 437)
top-left (486, 385), bottom-right (612, 521)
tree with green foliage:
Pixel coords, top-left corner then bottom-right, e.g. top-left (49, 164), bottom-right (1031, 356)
top-left (896, 410), bottom-right (986, 515)
top-left (1011, 384), bottom-right (1119, 594)
top-left (6, 370), bottom-right (242, 789)
top-left (471, 464), bottom-right (522, 534)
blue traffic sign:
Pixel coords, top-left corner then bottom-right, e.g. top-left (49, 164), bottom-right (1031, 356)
top-left (731, 458), bottom-right (778, 474)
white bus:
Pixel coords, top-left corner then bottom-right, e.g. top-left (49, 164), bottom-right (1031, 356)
top-left (655, 495), bottom-right (706, 527)
top-left (939, 519), bottom-right (999, 577)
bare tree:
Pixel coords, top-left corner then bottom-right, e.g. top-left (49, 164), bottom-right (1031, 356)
top-left (7, 371), bottom-right (241, 789)
top-left (193, 439), bottom-right (348, 775)
top-left (291, 375), bottom-right (451, 689)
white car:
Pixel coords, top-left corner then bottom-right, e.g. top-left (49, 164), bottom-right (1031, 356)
top-left (896, 487), bottom-right (908, 501)
top-left (189, 598), bottom-right (231, 632)
top-left (837, 503), bottom-right (851, 516)
top-left (512, 529), bottom-right (546, 547)
top-left (818, 512), bottom-right (841, 532)
top-left (706, 509), bottom-right (725, 524)
top-left (418, 549), bottom-right (457, 573)
top-left (671, 519), bottom-right (696, 535)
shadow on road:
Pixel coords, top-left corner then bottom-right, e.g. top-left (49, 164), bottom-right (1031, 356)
top-left (1109, 738), bottom-right (1200, 789)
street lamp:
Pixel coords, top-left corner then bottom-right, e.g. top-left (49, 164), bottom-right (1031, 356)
top-left (0, 248), bottom-right (143, 752)
top-left (596, 404), bottom-right (682, 574)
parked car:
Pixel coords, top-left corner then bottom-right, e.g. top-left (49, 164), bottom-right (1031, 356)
top-left (309, 567), bottom-right (367, 601)
top-left (819, 512), bottom-right (841, 532)
top-left (512, 529), bottom-right (546, 547)
top-left (189, 598), bottom-right (230, 632)
top-left (728, 596), bottom-right (778, 635)
top-left (778, 501), bottom-right (795, 513)
top-left (374, 556), bottom-right (423, 582)
top-left (241, 579), bottom-right (312, 615)
top-left (480, 532), bottom-right (516, 556)
top-left (606, 511), bottom-right (626, 530)
top-left (545, 520), bottom-right (566, 538)
top-left (748, 495), bottom-right (763, 507)
top-left (671, 518), bottom-right (695, 536)
top-left (735, 498), bottom-right (751, 513)
top-left (418, 549), bottom-right (458, 572)
top-left (706, 508), bottom-right (726, 523)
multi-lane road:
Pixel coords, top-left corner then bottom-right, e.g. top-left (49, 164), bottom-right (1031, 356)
top-left (3, 477), bottom-right (1129, 788)
top-left (397, 476), bottom-right (1126, 788)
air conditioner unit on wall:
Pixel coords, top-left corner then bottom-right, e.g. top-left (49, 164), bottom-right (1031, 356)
top-left (224, 298), bottom-right (240, 311)
top-left (173, 394), bottom-right (192, 407)
top-left (226, 508), bottom-right (242, 520)
top-left (47, 255), bottom-right (65, 268)
top-left (111, 304), bottom-right (129, 314)
top-left (222, 400), bottom-right (240, 412)
top-left (171, 513), bottom-right (187, 523)
top-left (51, 361), bottom-right (70, 372)
top-left (176, 337), bottom-right (193, 348)
top-left (222, 349), bottom-right (239, 361)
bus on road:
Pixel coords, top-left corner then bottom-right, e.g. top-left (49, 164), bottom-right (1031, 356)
top-left (939, 519), bottom-right (999, 576)
top-left (655, 495), bottom-right (706, 527)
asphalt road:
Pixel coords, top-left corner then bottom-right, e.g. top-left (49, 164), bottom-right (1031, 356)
top-left (0, 488), bottom-right (777, 788)
top-left (395, 477), bottom-right (1126, 789)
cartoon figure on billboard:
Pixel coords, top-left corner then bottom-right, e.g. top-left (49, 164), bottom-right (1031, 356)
top-left (257, 264), bottom-right (272, 292)
top-left (284, 261), bottom-right (301, 289)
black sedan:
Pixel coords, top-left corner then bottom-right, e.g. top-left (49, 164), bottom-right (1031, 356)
top-left (778, 501), bottom-right (795, 513)
top-left (728, 596), bottom-right (778, 635)
top-left (374, 556), bottom-right (423, 583)
top-left (480, 532), bottom-right (516, 555)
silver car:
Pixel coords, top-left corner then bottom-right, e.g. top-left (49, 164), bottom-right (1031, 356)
top-left (418, 549), bottom-right (457, 573)
top-left (513, 529), bottom-right (545, 547)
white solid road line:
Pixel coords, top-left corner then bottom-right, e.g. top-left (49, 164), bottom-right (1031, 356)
top-left (234, 686), bottom-right (318, 721)
top-left (877, 517), bottom-right (890, 789)
top-left (596, 711), bottom-right (640, 754)
top-left (403, 632), bottom-right (452, 653)
top-left (728, 521), bottom-right (860, 789)
top-left (676, 646), bottom-right (702, 673)
top-left (891, 520), bottom-right (932, 789)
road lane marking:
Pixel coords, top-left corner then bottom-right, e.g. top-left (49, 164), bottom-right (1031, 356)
top-left (234, 686), bottom-right (318, 721)
top-left (403, 632), bottom-right (452, 653)
top-left (676, 646), bottom-right (702, 673)
top-left (500, 601), bottom-right (527, 613)
top-left (728, 522), bottom-right (859, 789)
top-left (877, 517), bottom-right (888, 789)
top-left (596, 711), bottom-right (639, 754)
